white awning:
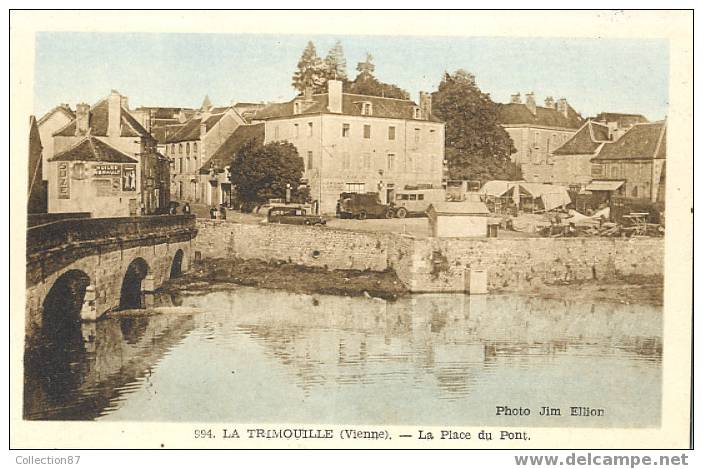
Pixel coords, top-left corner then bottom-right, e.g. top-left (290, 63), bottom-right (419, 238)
top-left (585, 180), bottom-right (625, 191)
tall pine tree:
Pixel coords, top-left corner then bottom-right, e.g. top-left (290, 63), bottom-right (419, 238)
top-left (324, 40), bottom-right (347, 81)
top-left (433, 70), bottom-right (519, 182)
top-left (292, 41), bottom-right (327, 94)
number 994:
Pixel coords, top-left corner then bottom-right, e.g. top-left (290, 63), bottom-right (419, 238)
top-left (194, 429), bottom-right (214, 439)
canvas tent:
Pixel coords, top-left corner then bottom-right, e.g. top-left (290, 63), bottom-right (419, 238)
top-left (478, 181), bottom-right (571, 212)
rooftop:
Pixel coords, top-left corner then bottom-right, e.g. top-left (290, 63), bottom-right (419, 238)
top-left (498, 102), bottom-right (584, 129)
top-left (552, 120), bottom-right (611, 156)
top-left (49, 136), bottom-right (138, 163)
top-left (199, 123), bottom-right (265, 174)
top-left (253, 93), bottom-right (442, 122)
top-left (53, 98), bottom-right (153, 140)
top-left (594, 122), bottom-right (666, 161)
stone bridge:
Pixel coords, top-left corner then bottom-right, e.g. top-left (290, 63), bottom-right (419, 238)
top-left (25, 215), bottom-right (198, 337)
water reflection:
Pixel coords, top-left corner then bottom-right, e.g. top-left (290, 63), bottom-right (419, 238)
top-left (24, 288), bottom-right (662, 426)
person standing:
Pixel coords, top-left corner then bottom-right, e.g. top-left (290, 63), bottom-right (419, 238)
top-left (182, 202), bottom-right (191, 215)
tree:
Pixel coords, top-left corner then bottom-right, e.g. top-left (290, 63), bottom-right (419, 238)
top-left (324, 40), bottom-right (347, 81)
top-left (230, 140), bottom-right (307, 210)
top-left (292, 41), bottom-right (328, 94)
top-left (432, 69), bottom-right (519, 182)
top-left (345, 53), bottom-right (410, 100)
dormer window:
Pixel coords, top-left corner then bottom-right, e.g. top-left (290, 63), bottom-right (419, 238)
top-left (361, 102), bottom-right (373, 116)
top-left (413, 107), bottom-right (422, 119)
top-left (294, 101), bottom-right (302, 115)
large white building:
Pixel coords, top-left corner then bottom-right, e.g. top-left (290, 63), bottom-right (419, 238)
top-left (254, 80), bottom-right (446, 214)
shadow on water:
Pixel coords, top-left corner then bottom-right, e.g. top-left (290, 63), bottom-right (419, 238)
top-left (24, 286), bottom-right (663, 425)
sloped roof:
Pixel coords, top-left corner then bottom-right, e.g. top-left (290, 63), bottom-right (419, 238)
top-left (254, 93), bottom-right (442, 122)
top-left (428, 201), bottom-right (490, 215)
top-left (49, 136), bottom-right (138, 163)
top-left (165, 111), bottom-right (229, 143)
top-left (37, 105), bottom-right (75, 127)
top-left (133, 106), bottom-right (193, 119)
top-left (199, 123), bottom-right (265, 174)
top-left (498, 102), bottom-right (583, 129)
top-left (552, 120), bottom-right (610, 156)
top-left (594, 112), bottom-right (648, 128)
top-left (53, 98), bottom-right (153, 140)
top-left (151, 123), bottom-right (186, 144)
top-left (594, 122), bottom-right (667, 161)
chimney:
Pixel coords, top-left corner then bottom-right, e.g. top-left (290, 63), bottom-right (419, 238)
top-left (120, 95), bottom-right (129, 111)
top-left (557, 98), bottom-right (569, 118)
top-left (108, 90), bottom-right (122, 138)
top-left (328, 80), bottom-right (343, 114)
top-left (75, 103), bottom-right (90, 136)
top-left (304, 86), bottom-right (313, 101)
top-left (525, 92), bottom-right (536, 115)
top-left (200, 121), bottom-right (207, 139)
top-left (419, 92), bottom-right (432, 120)
top-left (544, 96), bottom-right (555, 109)
top-left (510, 92), bottom-right (522, 104)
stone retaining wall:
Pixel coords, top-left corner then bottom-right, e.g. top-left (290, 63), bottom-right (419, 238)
top-left (195, 220), bottom-right (664, 293)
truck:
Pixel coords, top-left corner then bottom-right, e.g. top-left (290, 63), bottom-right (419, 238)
top-left (392, 187), bottom-right (447, 218)
top-left (336, 192), bottom-right (393, 220)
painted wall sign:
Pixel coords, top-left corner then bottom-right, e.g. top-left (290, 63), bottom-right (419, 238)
top-left (122, 165), bottom-right (137, 191)
top-left (94, 163), bottom-right (121, 176)
top-left (57, 162), bottom-right (70, 199)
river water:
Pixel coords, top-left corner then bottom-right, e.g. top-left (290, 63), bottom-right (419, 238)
top-left (24, 287), bottom-right (662, 427)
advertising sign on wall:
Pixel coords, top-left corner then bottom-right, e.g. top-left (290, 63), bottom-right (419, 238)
top-left (57, 162), bottom-right (70, 199)
top-left (122, 165), bottom-right (137, 191)
top-left (94, 163), bottom-right (121, 176)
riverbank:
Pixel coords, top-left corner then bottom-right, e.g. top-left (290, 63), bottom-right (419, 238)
top-left (166, 258), bottom-right (408, 300)
top-left (166, 258), bottom-right (663, 306)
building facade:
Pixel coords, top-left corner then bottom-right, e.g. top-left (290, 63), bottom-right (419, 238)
top-left (546, 120), bottom-right (612, 189)
top-left (256, 80), bottom-right (446, 214)
top-left (37, 104), bottom-right (75, 181)
top-left (49, 90), bottom-right (169, 216)
top-left (164, 104), bottom-right (246, 203)
top-left (591, 121), bottom-right (667, 203)
top-left (499, 93), bottom-right (584, 183)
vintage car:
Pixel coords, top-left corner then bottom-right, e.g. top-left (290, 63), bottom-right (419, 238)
top-left (336, 192), bottom-right (393, 220)
top-left (267, 206), bottom-right (326, 225)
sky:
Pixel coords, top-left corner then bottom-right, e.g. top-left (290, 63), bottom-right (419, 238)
top-left (33, 32), bottom-right (669, 121)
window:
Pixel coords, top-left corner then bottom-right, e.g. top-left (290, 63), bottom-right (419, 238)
top-left (387, 153), bottom-right (396, 171)
top-left (345, 182), bottom-right (365, 193)
top-left (179, 158), bottom-right (183, 174)
top-left (307, 151), bottom-right (313, 170)
top-left (388, 126), bottom-right (396, 140)
top-left (363, 152), bottom-right (371, 169)
top-left (409, 194), bottom-right (417, 201)
top-left (179, 143), bottom-right (183, 154)
top-left (413, 107), bottom-right (421, 119)
top-left (418, 194), bottom-right (424, 201)
top-left (294, 101), bottom-right (302, 115)
top-left (294, 123), bottom-right (299, 137)
top-left (193, 142), bottom-right (198, 154)
top-left (363, 125), bottom-right (371, 139)
top-left (186, 142), bottom-right (190, 156)
top-left (308, 122), bottom-right (313, 136)
top-left (361, 102), bottom-right (373, 116)
top-left (342, 123), bottom-right (350, 137)
top-left (414, 128), bottom-right (421, 145)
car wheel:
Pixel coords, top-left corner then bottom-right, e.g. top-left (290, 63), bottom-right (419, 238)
top-left (358, 211), bottom-right (367, 220)
top-left (304, 219), bottom-right (312, 225)
top-left (384, 209), bottom-right (394, 219)
top-left (396, 207), bottom-right (408, 219)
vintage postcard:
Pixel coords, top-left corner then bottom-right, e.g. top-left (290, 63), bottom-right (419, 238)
top-left (9, 10), bottom-right (693, 450)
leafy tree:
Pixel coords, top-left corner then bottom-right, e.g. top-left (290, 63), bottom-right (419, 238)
top-left (345, 53), bottom-right (410, 99)
top-left (433, 69), bottom-right (519, 182)
top-left (230, 140), bottom-right (307, 210)
top-left (292, 41), bottom-right (328, 94)
top-left (324, 40), bottom-right (347, 81)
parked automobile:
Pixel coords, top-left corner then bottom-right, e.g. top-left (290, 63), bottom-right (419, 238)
top-left (392, 188), bottom-right (446, 218)
top-left (267, 206), bottom-right (326, 225)
top-left (336, 192), bottom-right (393, 220)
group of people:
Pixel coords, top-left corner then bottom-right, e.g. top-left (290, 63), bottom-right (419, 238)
top-left (210, 205), bottom-right (227, 220)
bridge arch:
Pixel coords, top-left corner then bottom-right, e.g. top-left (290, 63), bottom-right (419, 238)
top-left (119, 257), bottom-right (150, 310)
top-left (170, 249), bottom-right (185, 279)
top-left (41, 269), bottom-right (91, 345)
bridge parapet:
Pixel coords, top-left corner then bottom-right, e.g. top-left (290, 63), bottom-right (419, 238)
top-left (27, 215), bottom-right (197, 256)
